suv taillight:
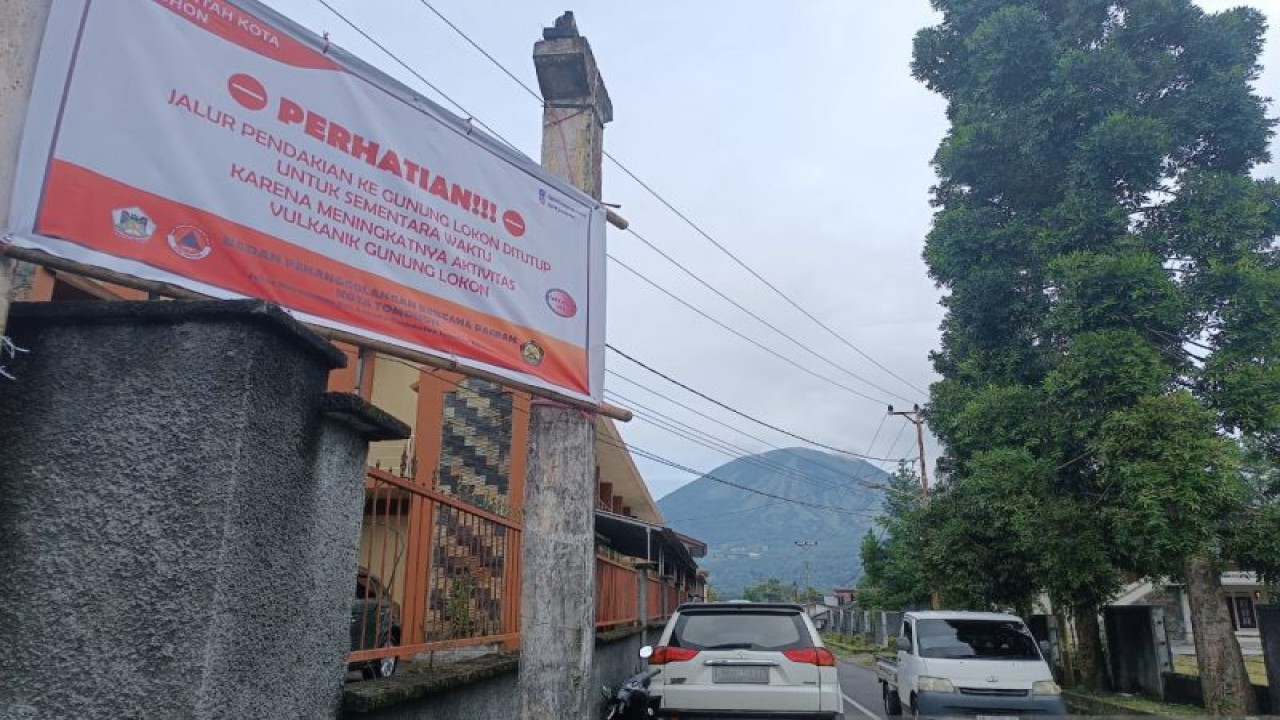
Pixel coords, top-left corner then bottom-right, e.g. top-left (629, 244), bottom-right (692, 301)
top-left (649, 646), bottom-right (699, 665)
top-left (783, 647), bottom-right (836, 666)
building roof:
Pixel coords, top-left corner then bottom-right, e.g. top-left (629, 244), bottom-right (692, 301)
top-left (594, 416), bottom-right (663, 524)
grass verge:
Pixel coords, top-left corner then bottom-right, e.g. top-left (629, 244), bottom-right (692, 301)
top-left (1172, 653), bottom-right (1268, 686)
top-left (1064, 688), bottom-right (1204, 717)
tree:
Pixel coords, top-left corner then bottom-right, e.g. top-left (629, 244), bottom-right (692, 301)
top-left (913, 0), bottom-right (1277, 708)
top-left (741, 577), bottom-right (791, 603)
top-left (1098, 393), bottom-right (1252, 712)
top-left (856, 468), bottom-right (930, 610)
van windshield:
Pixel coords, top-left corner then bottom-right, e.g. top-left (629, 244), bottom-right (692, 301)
top-left (916, 619), bottom-right (1040, 660)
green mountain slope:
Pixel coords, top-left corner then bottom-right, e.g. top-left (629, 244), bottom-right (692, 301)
top-left (657, 447), bottom-right (887, 599)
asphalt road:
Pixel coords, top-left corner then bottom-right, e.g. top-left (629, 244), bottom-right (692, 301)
top-left (838, 659), bottom-right (888, 720)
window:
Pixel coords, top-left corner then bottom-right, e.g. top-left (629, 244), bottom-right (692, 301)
top-left (1231, 596), bottom-right (1257, 630)
top-left (901, 620), bottom-right (915, 655)
top-left (915, 619), bottom-right (1039, 660)
top-left (671, 610), bottom-right (812, 652)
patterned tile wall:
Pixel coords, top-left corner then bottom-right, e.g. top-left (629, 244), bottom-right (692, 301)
top-left (436, 377), bottom-right (513, 516)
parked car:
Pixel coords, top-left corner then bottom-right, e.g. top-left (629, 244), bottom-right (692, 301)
top-left (349, 568), bottom-right (401, 680)
top-left (876, 610), bottom-right (1065, 718)
top-left (644, 601), bottom-right (843, 719)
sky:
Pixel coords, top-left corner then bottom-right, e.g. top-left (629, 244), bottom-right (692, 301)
top-left (260, 0), bottom-right (1280, 501)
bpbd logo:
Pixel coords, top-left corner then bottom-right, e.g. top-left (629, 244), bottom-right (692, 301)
top-left (167, 225), bottom-right (212, 260)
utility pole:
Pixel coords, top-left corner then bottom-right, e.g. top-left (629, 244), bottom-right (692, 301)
top-left (0, 1), bottom-right (52, 345)
top-left (795, 540), bottom-right (817, 604)
top-left (519, 12), bottom-right (611, 720)
top-left (887, 404), bottom-right (941, 610)
top-left (887, 404), bottom-right (928, 496)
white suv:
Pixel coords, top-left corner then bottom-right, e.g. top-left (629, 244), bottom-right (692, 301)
top-left (644, 602), bottom-right (843, 719)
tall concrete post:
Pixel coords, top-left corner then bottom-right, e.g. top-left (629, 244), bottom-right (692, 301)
top-left (0, 1), bottom-right (51, 341)
top-left (518, 12), bottom-right (611, 719)
top-left (0, 300), bottom-right (409, 719)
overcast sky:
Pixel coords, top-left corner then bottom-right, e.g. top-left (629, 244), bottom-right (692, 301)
top-left (262, 0), bottom-right (1279, 501)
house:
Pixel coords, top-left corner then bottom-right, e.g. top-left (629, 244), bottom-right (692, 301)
top-left (1110, 572), bottom-right (1267, 655)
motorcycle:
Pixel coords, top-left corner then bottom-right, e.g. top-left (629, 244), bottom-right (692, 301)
top-left (602, 667), bottom-right (660, 719)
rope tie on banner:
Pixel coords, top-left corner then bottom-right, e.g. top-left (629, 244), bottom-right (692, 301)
top-left (0, 336), bottom-right (30, 382)
top-left (529, 396), bottom-right (594, 419)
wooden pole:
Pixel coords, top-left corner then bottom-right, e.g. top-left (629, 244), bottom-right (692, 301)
top-left (518, 12), bottom-right (610, 719)
top-left (0, 244), bottom-right (632, 421)
top-left (0, 0), bottom-right (53, 344)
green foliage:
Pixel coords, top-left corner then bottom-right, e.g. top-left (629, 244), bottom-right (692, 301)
top-left (1098, 392), bottom-right (1245, 577)
top-left (1225, 443), bottom-right (1280, 585)
top-left (919, 449), bottom-right (1050, 612)
top-left (911, 0), bottom-right (1279, 636)
top-left (741, 577), bottom-right (791, 603)
top-left (856, 469), bottom-right (931, 610)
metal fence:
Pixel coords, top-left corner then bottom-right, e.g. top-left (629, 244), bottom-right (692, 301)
top-left (349, 468), bottom-right (522, 667)
top-left (352, 468), bottom-right (684, 667)
top-left (596, 556), bottom-right (641, 629)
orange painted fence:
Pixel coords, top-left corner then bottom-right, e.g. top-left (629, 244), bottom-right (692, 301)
top-left (351, 468), bottom-right (685, 667)
top-left (350, 468), bottom-right (522, 665)
top-left (596, 555), bottom-right (641, 629)
top-left (646, 576), bottom-right (666, 622)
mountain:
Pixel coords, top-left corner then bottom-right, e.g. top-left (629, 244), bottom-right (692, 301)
top-left (657, 447), bottom-right (888, 599)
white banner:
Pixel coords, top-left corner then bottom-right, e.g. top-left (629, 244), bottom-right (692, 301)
top-left (8, 0), bottom-right (606, 401)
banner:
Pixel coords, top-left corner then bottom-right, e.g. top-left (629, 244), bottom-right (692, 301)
top-left (7, 0), bottom-right (606, 401)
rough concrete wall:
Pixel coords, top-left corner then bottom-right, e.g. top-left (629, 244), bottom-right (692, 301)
top-left (347, 668), bottom-right (519, 720)
top-left (343, 631), bottom-right (646, 719)
top-left (590, 629), bottom-right (649, 716)
top-left (0, 301), bottom-right (365, 719)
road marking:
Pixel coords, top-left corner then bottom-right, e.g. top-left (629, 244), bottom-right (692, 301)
top-left (843, 691), bottom-right (881, 720)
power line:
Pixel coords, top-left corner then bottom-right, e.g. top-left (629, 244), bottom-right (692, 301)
top-left (664, 500), bottom-right (788, 524)
top-left (608, 345), bottom-right (908, 463)
top-left (609, 254), bottom-right (890, 406)
top-left (620, 229), bottom-right (914, 404)
top-left (626, 445), bottom-right (881, 518)
top-left (312, 0), bottom-right (523, 154)
top-left (607, 388), bottom-right (895, 494)
top-left (405, 0), bottom-right (928, 399)
top-left (378, 354), bottom-right (878, 518)
top-left (415, 0), bottom-right (544, 103)
top-left (883, 421), bottom-right (911, 463)
top-left (619, 401), bottom-right (895, 496)
top-left (606, 371), bottom-right (903, 477)
top-left (865, 413), bottom-right (888, 458)
top-left (605, 151), bottom-right (928, 396)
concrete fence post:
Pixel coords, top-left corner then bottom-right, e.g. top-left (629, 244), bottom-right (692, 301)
top-left (0, 300), bottom-right (408, 719)
top-left (1259, 605), bottom-right (1280, 713)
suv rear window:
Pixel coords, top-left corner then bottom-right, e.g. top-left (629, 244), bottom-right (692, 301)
top-left (670, 610), bottom-right (812, 652)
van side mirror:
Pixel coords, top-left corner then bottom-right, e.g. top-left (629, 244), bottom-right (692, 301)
top-left (639, 645), bottom-right (653, 659)
top-left (1038, 639), bottom-right (1051, 655)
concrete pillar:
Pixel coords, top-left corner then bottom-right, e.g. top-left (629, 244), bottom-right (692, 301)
top-left (0, 300), bottom-right (409, 719)
top-left (519, 11), bottom-right (611, 720)
top-left (1259, 605), bottom-right (1280, 713)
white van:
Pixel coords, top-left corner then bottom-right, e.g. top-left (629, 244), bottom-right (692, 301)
top-left (876, 611), bottom-right (1065, 718)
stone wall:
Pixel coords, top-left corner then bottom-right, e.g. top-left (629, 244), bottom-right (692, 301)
top-left (343, 625), bottom-right (654, 719)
